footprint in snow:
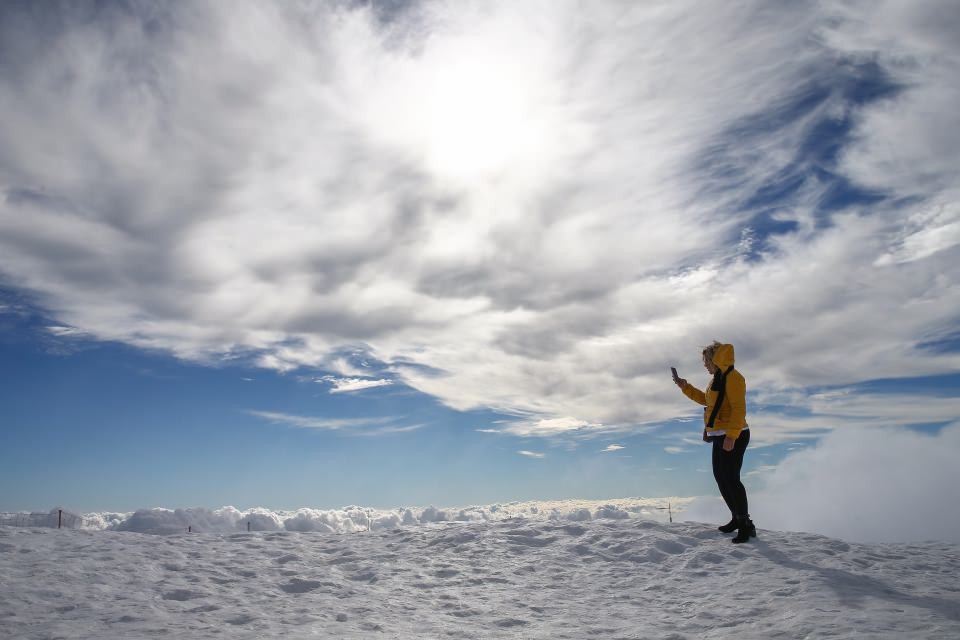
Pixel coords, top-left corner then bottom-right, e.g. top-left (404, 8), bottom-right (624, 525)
top-left (494, 618), bottom-right (529, 628)
top-left (427, 531), bottom-right (478, 546)
top-left (188, 604), bottom-right (221, 613)
top-left (162, 589), bottom-right (206, 601)
top-left (226, 613), bottom-right (256, 625)
top-left (347, 570), bottom-right (378, 583)
top-left (280, 578), bottom-right (325, 594)
top-left (654, 539), bottom-right (688, 555)
top-left (558, 525), bottom-right (586, 536)
top-left (328, 556), bottom-right (357, 566)
top-left (116, 615), bottom-right (143, 623)
top-left (467, 576), bottom-right (510, 585)
top-left (228, 534), bottom-right (255, 542)
top-left (506, 534), bottom-right (558, 548)
top-left (620, 548), bottom-right (668, 564)
top-left (685, 551), bottom-right (723, 568)
top-left (276, 554), bottom-right (301, 565)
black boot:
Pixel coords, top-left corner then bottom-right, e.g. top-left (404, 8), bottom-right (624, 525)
top-left (718, 517), bottom-right (738, 533)
top-left (731, 516), bottom-right (756, 544)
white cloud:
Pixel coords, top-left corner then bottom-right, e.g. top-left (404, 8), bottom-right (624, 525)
top-left (319, 376), bottom-right (393, 394)
top-left (875, 203), bottom-right (960, 266)
top-left (824, 1), bottom-right (960, 200)
top-left (681, 423), bottom-right (960, 543)
top-left (601, 444), bottom-right (624, 453)
top-left (497, 417), bottom-right (604, 438)
top-left (46, 325), bottom-right (86, 337)
top-left (746, 391), bottom-right (960, 446)
top-left (325, 356), bottom-right (375, 378)
top-left (354, 423), bottom-right (428, 437)
top-left (517, 450), bottom-right (545, 459)
top-left (0, 1), bottom-right (957, 437)
top-left (756, 423), bottom-right (960, 543)
top-left (52, 497), bottom-right (690, 533)
top-left (663, 446), bottom-right (688, 455)
top-left (248, 410), bottom-right (391, 432)
top-left (745, 464), bottom-right (779, 477)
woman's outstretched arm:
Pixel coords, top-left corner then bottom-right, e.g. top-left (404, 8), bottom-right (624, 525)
top-left (678, 379), bottom-right (706, 405)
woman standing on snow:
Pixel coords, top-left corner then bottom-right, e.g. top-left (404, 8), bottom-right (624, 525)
top-left (674, 342), bottom-right (756, 543)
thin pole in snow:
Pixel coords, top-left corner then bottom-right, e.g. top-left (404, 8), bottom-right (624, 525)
top-left (58, 510), bottom-right (63, 529)
top-left (668, 502), bottom-right (673, 523)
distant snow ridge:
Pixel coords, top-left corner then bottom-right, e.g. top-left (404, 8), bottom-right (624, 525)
top-left (50, 498), bottom-right (688, 535)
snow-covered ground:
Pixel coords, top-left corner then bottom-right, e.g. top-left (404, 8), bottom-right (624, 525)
top-left (3, 516), bottom-right (959, 639)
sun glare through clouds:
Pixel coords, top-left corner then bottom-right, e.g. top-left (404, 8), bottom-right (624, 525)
top-left (421, 42), bottom-right (550, 180)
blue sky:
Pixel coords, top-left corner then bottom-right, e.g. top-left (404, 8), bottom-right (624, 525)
top-left (0, 298), bottom-right (730, 510)
top-left (1, 1), bottom-right (959, 514)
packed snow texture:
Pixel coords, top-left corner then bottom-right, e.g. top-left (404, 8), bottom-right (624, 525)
top-left (2, 518), bottom-right (958, 639)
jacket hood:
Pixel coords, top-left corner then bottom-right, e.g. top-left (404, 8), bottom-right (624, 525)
top-left (712, 343), bottom-right (735, 369)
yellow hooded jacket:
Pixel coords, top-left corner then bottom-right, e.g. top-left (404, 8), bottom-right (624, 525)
top-left (681, 343), bottom-right (747, 439)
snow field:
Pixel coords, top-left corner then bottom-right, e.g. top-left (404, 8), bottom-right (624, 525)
top-left (2, 518), bottom-right (959, 639)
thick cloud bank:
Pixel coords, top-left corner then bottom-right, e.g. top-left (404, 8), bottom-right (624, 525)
top-left (4, 498), bottom-right (684, 535)
top-left (681, 423), bottom-right (960, 543)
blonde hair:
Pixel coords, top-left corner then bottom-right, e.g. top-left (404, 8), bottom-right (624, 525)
top-left (702, 340), bottom-right (723, 360)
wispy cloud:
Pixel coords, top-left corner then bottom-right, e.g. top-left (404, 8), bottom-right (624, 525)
top-left (518, 450), bottom-right (545, 459)
top-left (46, 325), bottom-right (87, 338)
top-left (354, 423), bottom-right (428, 437)
top-left (248, 410), bottom-right (392, 432)
top-left (600, 445), bottom-right (624, 453)
top-left (318, 376), bottom-right (394, 394)
top-left (746, 391), bottom-right (960, 446)
top-left (746, 464), bottom-right (779, 477)
top-left (496, 417), bottom-right (604, 438)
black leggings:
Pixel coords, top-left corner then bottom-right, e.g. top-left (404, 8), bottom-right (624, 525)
top-left (711, 429), bottom-right (750, 519)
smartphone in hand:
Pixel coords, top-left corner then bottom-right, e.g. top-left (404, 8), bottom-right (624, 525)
top-left (671, 367), bottom-right (680, 383)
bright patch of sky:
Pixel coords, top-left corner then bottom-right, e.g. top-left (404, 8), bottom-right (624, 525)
top-left (0, 0), bottom-right (958, 538)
